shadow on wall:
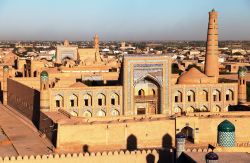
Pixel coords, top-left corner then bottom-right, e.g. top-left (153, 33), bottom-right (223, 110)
top-left (177, 152), bottom-right (196, 163)
top-left (157, 148), bottom-right (175, 163)
top-left (39, 112), bottom-right (58, 147)
top-left (125, 133), bottom-right (174, 162)
top-left (0, 82), bottom-right (2, 103)
top-left (0, 91), bottom-right (2, 103)
top-left (146, 154), bottom-right (155, 163)
top-left (32, 89), bottom-right (40, 128)
top-left (157, 134), bottom-right (174, 163)
top-left (228, 105), bottom-right (250, 111)
top-left (83, 144), bottom-right (89, 153)
top-left (127, 134), bottom-right (137, 151)
top-left (162, 133), bottom-right (172, 148)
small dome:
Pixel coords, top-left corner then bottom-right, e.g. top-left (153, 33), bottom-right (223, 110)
top-left (178, 67), bottom-right (208, 84)
top-left (238, 66), bottom-right (247, 77)
top-left (218, 120), bottom-right (235, 132)
top-left (40, 71), bottom-right (48, 77)
top-left (205, 152), bottom-right (219, 160)
top-left (3, 65), bottom-right (9, 71)
top-left (40, 71), bottom-right (48, 81)
top-left (176, 132), bottom-right (186, 138)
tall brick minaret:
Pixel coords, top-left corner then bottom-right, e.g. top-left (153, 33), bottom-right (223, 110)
top-left (238, 67), bottom-right (247, 104)
top-left (204, 9), bottom-right (219, 78)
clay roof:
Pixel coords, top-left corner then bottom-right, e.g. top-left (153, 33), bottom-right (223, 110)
top-left (46, 68), bottom-right (59, 73)
top-left (178, 67), bottom-right (208, 84)
top-left (69, 82), bottom-right (87, 88)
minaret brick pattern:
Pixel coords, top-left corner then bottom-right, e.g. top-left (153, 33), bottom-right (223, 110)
top-left (238, 67), bottom-right (247, 104)
top-left (204, 9), bottom-right (219, 78)
top-left (40, 71), bottom-right (50, 111)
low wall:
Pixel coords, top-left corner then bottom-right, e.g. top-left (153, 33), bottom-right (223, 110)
top-left (0, 150), bottom-right (161, 163)
top-left (56, 118), bottom-right (176, 152)
top-left (11, 77), bottom-right (40, 90)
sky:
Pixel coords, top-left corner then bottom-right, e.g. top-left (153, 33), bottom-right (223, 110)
top-left (0, 0), bottom-right (250, 41)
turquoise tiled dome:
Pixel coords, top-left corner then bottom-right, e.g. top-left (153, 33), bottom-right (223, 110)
top-left (3, 65), bottom-right (9, 72)
top-left (238, 66), bottom-right (247, 77)
top-left (218, 120), bottom-right (235, 132)
top-left (218, 120), bottom-right (235, 147)
top-left (40, 71), bottom-right (48, 81)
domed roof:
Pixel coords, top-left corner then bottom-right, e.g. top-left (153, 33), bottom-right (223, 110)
top-left (218, 120), bottom-right (235, 132)
top-left (205, 152), bottom-right (219, 160)
top-left (238, 66), bottom-right (247, 77)
top-left (176, 132), bottom-right (186, 138)
top-left (40, 71), bottom-right (48, 81)
top-left (3, 65), bottom-right (9, 72)
top-left (178, 67), bottom-right (208, 84)
top-left (40, 71), bottom-right (48, 77)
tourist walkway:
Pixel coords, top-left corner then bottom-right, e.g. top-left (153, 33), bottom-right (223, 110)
top-left (0, 103), bottom-right (53, 156)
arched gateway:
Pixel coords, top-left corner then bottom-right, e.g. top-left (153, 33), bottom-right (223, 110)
top-left (134, 75), bottom-right (161, 115)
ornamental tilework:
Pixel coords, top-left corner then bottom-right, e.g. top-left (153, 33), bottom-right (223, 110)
top-left (218, 131), bottom-right (235, 147)
top-left (126, 59), bottom-right (169, 114)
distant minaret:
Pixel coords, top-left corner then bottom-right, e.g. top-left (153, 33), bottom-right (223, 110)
top-left (40, 71), bottom-right (50, 111)
top-left (64, 39), bottom-right (69, 46)
top-left (94, 34), bottom-right (99, 49)
top-left (204, 9), bottom-right (219, 78)
top-left (2, 65), bottom-right (9, 105)
top-left (238, 67), bottom-right (247, 104)
top-left (94, 34), bottom-right (101, 62)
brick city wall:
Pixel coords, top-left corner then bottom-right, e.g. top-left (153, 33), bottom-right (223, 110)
top-left (0, 149), bottom-right (160, 163)
top-left (7, 78), bottom-right (40, 128)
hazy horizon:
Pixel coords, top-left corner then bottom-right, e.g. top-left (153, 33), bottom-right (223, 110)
top-left (0, 0), bottom-right (250, 41)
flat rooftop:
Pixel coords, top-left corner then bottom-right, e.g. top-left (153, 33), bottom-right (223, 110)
top-left (183, 152), bottom-right (250, 163)
top-left (44, 110), bottom-right (250, 126)
top-left (43, 110), bottom-right (173, 125)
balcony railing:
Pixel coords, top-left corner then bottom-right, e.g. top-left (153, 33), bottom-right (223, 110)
top-left (134, 95), bottom-right (158, 102)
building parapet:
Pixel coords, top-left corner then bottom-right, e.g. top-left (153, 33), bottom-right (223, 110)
top-left (0, 149), bottom-right (159, 163)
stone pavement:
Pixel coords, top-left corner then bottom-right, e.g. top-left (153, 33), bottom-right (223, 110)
top-left (0, 103), bottom-right (53, 156)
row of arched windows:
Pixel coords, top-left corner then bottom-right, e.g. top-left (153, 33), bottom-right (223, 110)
top-left (174, 105), bottom-right (221, 113)
top-left (54, 93), bottom-right (120, 108)
top-left (138, 89), bottom-right (156, 96)
top-left (70, 109), bottom-right (120, 117)
top-left (174, 89), bottom-right (234, 103)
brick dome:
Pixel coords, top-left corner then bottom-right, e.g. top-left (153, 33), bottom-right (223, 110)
top-left (178, 67), bottom-right (208, 84)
